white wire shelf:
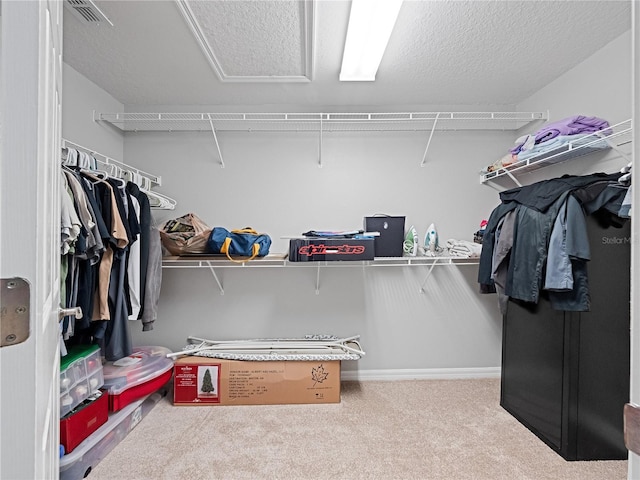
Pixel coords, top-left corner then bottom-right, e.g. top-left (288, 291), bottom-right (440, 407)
top-left (96, 111), bottom-right (547, 133)
top-left (162, 254), bottom-right (480, 295)
top-left (96, 111), bottom-right (547, 168)
top-left (162, 255), bottom-right (479, 267)
top-left (480, 119), bottom-right (632, 187)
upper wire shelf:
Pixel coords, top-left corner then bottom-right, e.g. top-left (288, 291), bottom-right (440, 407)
top-left (480, 118), bottom-right (633, 187)
top-left (95, 111), bottom-right (547, 133)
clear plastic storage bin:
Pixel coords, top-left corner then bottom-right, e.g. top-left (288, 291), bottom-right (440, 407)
top-left (60, 345), bottom-right (104, 417)
top-left (59, 389), bottom-right (166, 480)
top-left (102, 346), bottom-right (173, 411)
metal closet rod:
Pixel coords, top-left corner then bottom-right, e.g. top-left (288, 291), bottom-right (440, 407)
top-left (61, 138), bottom-right (177, 210)
top-left (62, 138), bottom-right (162, 186)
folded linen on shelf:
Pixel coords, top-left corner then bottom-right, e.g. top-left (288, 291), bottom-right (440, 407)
top-left (532, 115), bottom-right (611, 145)
top-left (510, 115), bottom-right (611, 154)
top-left (446, 239), bottom-right (483, 258)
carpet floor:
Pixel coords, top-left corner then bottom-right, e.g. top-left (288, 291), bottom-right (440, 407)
top-left (87, 378), bottom-right (628, 480)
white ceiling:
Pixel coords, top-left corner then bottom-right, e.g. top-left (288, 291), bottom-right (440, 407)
top-left (62, 0), bottom-right (632, 109)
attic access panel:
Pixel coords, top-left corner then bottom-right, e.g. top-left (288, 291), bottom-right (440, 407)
top-left (176, 0), bottom-right (314, 82)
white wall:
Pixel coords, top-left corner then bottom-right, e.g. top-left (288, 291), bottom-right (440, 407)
top-left (518, 30), bottom-right (631, 124)
top-left (124, 127), bottom-right (507, 378)
top-left (62, 63), bottom-right (124, 159)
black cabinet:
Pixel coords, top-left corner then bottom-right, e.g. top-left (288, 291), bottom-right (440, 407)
top-left (500, 213), bottom-right (630, 461)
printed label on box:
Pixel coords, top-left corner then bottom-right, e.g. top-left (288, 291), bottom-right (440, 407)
top-left (174, 363), bottom-right (221, 404)
top-left (288, 238), bottom-right (374, 262)
top-left (226, 364), bottom-right (285, 400)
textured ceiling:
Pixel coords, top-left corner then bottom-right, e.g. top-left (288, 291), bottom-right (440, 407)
top-left (62, 0), bottom-right (632, 109)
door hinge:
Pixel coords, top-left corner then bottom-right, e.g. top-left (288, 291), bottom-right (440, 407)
top-left (1, 278), bottom-right (30, 347)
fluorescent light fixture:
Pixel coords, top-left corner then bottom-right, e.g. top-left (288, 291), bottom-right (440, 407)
top-left (340, 0), bottom-right (404, 81)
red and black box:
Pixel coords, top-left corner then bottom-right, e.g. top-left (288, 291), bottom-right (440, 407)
top-left (288, 238), bottom-right (375, 262)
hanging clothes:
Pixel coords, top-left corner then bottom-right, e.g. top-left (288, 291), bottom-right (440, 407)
top-left (90, 175), bottom-right (129, 321)
top-left (126, 182), bottom-right (152, 320)
top-left (60, 146), bottom-right (165, 361)
top-left (479, 172), bottom-right (629, 312)
top-left (140, 227), bottom-right (163, 331)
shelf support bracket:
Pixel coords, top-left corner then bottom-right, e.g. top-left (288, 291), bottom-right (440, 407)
top-left (599, 131), bottom-right (633, 164)
top-left (207, 114), bottom-right (225, 168)
top-left (504, 169), bottom-right (522, 187)
top-left (318, 115), bottom-right (323, 168)
top-left (420, 113), bottom-right (440, 167)
top-left (206, 262), bottom-right (224, 295)
top-left (315, 264), bottom-right (321, 295)
top-left (419, 259), bottom-right (439, 293)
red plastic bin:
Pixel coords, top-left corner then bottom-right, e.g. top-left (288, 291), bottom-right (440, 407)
top-left (60, 390), bottom-right (108, 454)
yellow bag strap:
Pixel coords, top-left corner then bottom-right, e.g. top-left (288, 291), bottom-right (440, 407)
top-left (231, 228), bottom-right (259, 235)
top-left (220, 237), bottom-right (260, 263)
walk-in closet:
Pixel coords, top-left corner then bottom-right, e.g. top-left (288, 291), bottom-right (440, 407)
top-left (1, 1), bottom-right (638, 479)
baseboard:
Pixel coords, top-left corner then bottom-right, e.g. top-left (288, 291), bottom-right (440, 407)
top-left (340, 367), bottom-right (501, 381)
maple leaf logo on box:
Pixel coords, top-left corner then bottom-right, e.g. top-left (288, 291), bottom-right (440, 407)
top-left (312, 364), bottom-right (329, 386)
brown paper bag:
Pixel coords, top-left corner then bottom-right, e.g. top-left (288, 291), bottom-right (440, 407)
top-left (159, 213), bottom-right (211, 256)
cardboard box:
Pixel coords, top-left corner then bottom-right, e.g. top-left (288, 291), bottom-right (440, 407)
top-left (364, 216), bottom-right (405, 257)
top-left (288, 238), bottom-right (374, 262)
top-left (173, 357), bottom-right (341, 406)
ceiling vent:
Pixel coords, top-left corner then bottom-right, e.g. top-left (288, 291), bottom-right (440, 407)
top-left (64, 0), bottom-right (113, 26)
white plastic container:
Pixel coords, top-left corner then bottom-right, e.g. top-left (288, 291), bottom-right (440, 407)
top-left (101, 346), bottom-right (173, 411)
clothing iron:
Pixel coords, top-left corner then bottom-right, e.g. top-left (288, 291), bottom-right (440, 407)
top-left (403, 225), bottom-right (419, 257)
top-left (425, 223), bottom-right (439, 254)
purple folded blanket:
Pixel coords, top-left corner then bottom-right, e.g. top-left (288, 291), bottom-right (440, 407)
top-left (511, 115), bottom-right (610, 154)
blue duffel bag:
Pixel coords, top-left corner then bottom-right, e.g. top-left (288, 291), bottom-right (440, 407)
top-left (208, 227), bottom-right (271, 262)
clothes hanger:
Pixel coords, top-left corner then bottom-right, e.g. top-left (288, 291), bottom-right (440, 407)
top-left (61, 161), bottom-right (109, 182)
top-left (61, 147), bottom-right (79, 167)
top-left (144, 190), bottom-right (176, 210)
top-left (80, 169), bottom-right (112, 185)
top-left (123, 170), bottom-right (144, 188)
top-left (62, 141), bottom-right (176, 209)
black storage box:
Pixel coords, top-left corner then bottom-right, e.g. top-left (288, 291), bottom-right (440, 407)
top-left (364, 216), bottom-right (405, 257)
top-left (501, 214), bottom-right (630, 460)
top-left (288, 238), bottom-right (375, 262)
